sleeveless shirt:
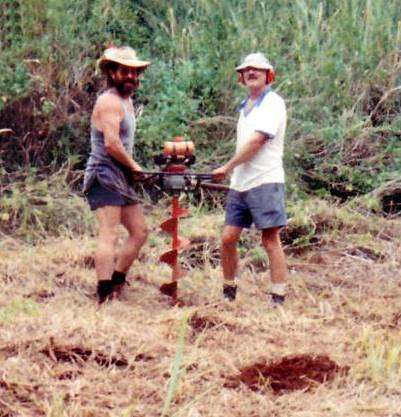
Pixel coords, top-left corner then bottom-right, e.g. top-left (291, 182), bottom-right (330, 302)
top-left (83, 92), bottom-right (137, 201)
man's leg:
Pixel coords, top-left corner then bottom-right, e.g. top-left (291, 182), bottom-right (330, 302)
top-left (114, 203), bottom-right (149, 275)
top-left (261, 227), bottom-right (287, 303)
top-left (95, 205), bottom-right (121, 302)
top-left (221, 225), bottom-right (243, 300)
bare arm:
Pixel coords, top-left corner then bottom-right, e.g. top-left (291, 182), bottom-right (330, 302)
top-left (92, 94), bottom-right (142, 172)
top-left (213, 131), bottom-right (268, 180)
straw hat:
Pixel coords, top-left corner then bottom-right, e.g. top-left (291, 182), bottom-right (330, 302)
top-left (97, 46), bottom-right (150, 73)
top-left (235, 53), bottom-right (273, 72)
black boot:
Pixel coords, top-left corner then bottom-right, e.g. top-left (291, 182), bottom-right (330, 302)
top-left (97, 280), bottom-right (114, 304)
top-left (111, 271), bottom-right (126, 286)
top-left (223, 284), bottom-right (237, 301)
top-left (111, 271), bottom-right (126, 296)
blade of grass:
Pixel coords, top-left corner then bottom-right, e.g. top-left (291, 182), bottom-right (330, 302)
top-left (161, 311), bottom-right (189, 417)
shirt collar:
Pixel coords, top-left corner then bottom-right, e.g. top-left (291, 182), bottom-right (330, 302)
top-left (238, 86), bottom-right (272, 111)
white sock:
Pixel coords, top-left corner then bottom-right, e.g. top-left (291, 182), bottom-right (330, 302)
top-left (270, 283), bottom-right (286, 296)
top-left (224, 277), bottom-right (238, 287)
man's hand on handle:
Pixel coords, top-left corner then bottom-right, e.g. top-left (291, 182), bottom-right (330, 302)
top-left (131, 162), bottom-right (145, 180)
top-left (212, 165), bottom-right (230, 182)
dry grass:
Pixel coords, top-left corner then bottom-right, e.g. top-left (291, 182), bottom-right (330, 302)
top-left (1, 204), bottom-right (401, 417)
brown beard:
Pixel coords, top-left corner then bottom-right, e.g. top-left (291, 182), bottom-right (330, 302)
top-left (114, 79), bottom-right (139, 96)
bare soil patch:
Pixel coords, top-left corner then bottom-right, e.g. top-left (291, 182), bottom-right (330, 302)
top-left (225, 354), bottom-right (349, 394)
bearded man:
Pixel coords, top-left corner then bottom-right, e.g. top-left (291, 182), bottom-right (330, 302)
top-left (83, 46), bottom-right (150, 303)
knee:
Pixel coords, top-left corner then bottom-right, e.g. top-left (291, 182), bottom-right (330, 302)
top-left (221, 231), bottom-right (239, 249)
top-left (139, 224), bottom-right (149, 244)
top-left (129, 224), bottom-right (149, 245)
top-left (99, 226), bottom-right (119, 247)
top-left (262, 230), bottom-right (281, 252)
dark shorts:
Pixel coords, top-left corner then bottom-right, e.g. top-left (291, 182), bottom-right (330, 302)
top-left (85, 179), bottom-right (138, 211)
top-left (225, 183), bottom-right (287, 230)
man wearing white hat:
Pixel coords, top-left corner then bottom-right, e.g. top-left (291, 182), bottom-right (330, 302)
top-left (213, 53), bottom-right (288, 305)
top-left (83, 46), bottom-right (150, 303)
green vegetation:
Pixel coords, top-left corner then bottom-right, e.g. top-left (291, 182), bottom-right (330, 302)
top-left (0, 167), bottom-right (94, 240)
top-left (1, 0), bottom-right (400, 236)
top-left (0, 296), bottom-right (40, 324)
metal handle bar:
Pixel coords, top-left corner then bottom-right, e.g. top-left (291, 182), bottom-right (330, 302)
top-left (134, 171), bottom-right (214, 181)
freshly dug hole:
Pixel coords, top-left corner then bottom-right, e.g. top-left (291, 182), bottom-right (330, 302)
top-left (225, 354), bottom-right (349, 394)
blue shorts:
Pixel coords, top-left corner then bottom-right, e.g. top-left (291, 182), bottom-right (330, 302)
top-left (225, 183), bottom-right (287, 230)
top-left (85, 180), bottom-right (138, 211)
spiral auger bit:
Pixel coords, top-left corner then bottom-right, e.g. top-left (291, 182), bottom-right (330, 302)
top-left (140, 137), bottom-right (214, 304)
top-left (159, 195), bottom-right (190, 303)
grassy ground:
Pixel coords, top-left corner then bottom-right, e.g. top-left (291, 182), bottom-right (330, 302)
top-left (0, 203), bottom-right (400, 417)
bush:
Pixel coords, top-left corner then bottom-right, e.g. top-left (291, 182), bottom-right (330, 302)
top-left (0, 166), bottom-right (94, 240)
top-left (1, 0), bottom-right (400, 200)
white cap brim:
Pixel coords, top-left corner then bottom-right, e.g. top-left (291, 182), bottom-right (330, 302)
top-left (236, 62), bottom-right (273, 72)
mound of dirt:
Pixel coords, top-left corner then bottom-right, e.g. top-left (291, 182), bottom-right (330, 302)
top-left (225, 354), bottom-right (349, 394)
top-left (189, 313), bottom-right (220, 332)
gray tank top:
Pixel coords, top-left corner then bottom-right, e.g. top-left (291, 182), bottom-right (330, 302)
top-left (83, 91), bottom-right (137, 200)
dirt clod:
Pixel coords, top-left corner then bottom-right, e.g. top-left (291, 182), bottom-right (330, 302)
top-left (30, 290), bottom-right (55, 301)
top-left (189, 313), bottom-right (219, 332)
top-left (160, 281), bottom-right (177, 298)
top-left (41, 345), bottom-right (129, 368)
top-left (81, 254), bottom-right (95, 269)
top-left (182, 236), bottom-right (219, 268)
top-left (57, 370), bottom-right (82, 380)
top-left (225, 354), bottom-right (349, 394)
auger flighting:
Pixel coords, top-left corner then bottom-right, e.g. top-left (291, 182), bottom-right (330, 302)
top-left (136, 136), bottom-right (219, 303)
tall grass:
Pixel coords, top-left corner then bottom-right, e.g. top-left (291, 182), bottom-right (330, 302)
top-left (1, 0), bottom-right (400, 198)
top-left (354, 325), bottom-right (401, 388)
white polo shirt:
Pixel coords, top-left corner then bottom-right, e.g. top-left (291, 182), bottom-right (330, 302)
top-left (230, 88), bottom-right (286, 192)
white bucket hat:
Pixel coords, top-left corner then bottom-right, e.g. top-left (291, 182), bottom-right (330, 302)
top-left (97, 46), bottom-right (150, 73)
top-left (235, 53), bottom-right (273, 72)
